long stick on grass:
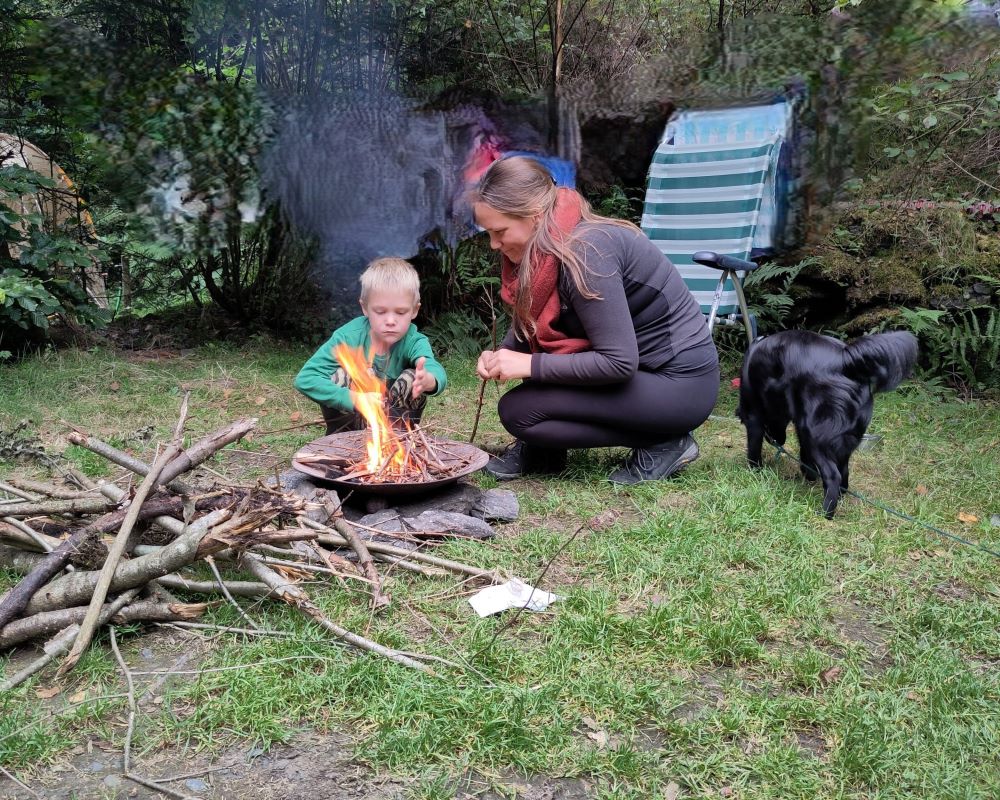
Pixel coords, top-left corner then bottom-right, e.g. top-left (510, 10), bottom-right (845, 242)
top-left (240, 554), bottom-right (435, 674)
top-left (331, 518), bottom-right (389, 611)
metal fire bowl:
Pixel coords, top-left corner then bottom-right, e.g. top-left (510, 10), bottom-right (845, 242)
top-left (291, 429), bottom-right (490, 496)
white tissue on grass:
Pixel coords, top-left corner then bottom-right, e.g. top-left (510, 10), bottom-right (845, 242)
top-left (468, 579), bottom-right (561, 618)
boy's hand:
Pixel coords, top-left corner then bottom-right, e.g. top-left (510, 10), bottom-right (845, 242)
top-left (412, 357), bottom-right (437, 399)
top-left (350, 390), bottom-right (383, 413)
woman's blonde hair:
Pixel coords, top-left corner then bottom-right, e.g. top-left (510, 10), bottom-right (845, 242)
top-left (470, 156), bottom-right (639, 341)
top-left (360, 257), bottom-right (420, 306)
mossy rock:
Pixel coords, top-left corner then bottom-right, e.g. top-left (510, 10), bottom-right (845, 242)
top-left (830, 203), bottom-right (977, 262)
top-left (840, 307), bottom-right (902, 335)
top-left (928, 282), bottom-right (966, 309)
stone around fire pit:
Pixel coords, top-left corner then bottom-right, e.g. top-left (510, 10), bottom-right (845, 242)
top-left (270, 470), bottom-right (519, 542)
top-left (375, 481), bottom-right (519, 523)
top-left (357, 508), bottom-right (496, 540)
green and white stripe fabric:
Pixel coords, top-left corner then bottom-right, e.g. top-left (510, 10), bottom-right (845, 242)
top-left (642, 136), bottom-right (780, 316)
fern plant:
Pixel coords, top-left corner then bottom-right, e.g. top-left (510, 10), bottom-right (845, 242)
top-left (896, 305), bottom-right (1000, 391)
top-left (741, 257), bottom-right (816, 333)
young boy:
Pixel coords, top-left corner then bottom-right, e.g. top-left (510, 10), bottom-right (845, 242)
top-left (294, 257), bottom-right (447, 434)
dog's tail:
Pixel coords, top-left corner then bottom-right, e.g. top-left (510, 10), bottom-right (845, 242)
top-left (842, 331), bottom-right (919, 392)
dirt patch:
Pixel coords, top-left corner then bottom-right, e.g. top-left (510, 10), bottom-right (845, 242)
top-left (9, 729), bottom-right (407, 800)
top-left (794, 726), bottom-right (829, 759)
top-left (829, 598), bottom-right (892, 669)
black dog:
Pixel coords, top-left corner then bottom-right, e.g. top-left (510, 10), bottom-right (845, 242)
top-left (737, 330), bottom-right (918, 518)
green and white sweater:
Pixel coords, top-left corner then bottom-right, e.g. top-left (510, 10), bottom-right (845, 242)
top-left (293, 316), bottom-right (447, 412)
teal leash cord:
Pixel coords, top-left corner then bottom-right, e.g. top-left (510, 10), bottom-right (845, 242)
top-left (769, 442), bottom-right (1000, 560)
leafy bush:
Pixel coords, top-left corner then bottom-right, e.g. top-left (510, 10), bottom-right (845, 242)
top-left (0, 165), bottom-right (108, 355)
top-left (895, 304), bottom-right (1000, 391)
top-left (742, 257), bottom-right (816, 333)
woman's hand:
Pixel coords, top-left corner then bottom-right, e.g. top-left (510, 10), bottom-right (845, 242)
top-left (476, 348), bottom-right (532, 381)
top-left (411, 357), bottom-right (437, 399)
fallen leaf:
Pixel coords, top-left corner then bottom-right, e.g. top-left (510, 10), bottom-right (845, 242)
top-left (254, 396), bottom-right (267, 406)
top-left (908, 550), bottom-right (923, 561)
top-left (222, 387), bottom-right (233, 400)
top-left (109, 381), bottom-right (121, 392)
top-left (915, 484), bottom-right (928, 495)
top-left (957, 512), bottom-right (979, 524)
top-left (581, 716), bottom-right (601, 731)
top-left (719, 787), bottom-right (734, 798)
top-left (290, 411), bottom-right (302, 422)
top-left (70, 690), bottom-right (87, 703)
top-left (819, 666), bottom-right (843, 685)
top-left (35, 685), bottom-right (61, 699)
top-left (906, 691), bottom-right (920, 701)
top-left (665, 781), bottom-right (681, 800)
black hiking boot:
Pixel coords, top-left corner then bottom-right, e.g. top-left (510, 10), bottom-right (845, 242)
top-left (608, 434), bottom-right (699, 485)
top-left (484, 440), bottom-right (568, 481)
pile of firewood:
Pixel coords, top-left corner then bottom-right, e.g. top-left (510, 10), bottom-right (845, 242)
top-left (0, 399), bottom-right (501, 693)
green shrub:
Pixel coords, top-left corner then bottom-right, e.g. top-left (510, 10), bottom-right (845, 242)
top-left (895, 304), bottom-right (1000, 391)
top-left (0, 166), bottom-right (108, 355)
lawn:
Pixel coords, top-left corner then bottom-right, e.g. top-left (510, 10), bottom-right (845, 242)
top-left (1, 339), bottom-right (998, 799)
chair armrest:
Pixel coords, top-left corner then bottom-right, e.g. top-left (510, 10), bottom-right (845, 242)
top-left (692, 251), bottom-right (763, 273)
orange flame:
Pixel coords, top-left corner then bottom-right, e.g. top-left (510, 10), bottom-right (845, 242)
top-left (334, 344), bottom-right (407, 474)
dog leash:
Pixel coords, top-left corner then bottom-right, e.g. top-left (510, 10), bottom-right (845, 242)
top-left (709, 414), bottom-right (1000, 559)
top-left (768, 442), bottom-right (1000, 560)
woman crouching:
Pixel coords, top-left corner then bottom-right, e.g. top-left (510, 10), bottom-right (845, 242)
top-left (472, 156), bottom-right (720, 484)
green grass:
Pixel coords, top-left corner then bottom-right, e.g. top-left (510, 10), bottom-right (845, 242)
top-left (1, 342), bottom-right (999, 798)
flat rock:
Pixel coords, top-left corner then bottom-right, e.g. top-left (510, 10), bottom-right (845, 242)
top-left (476, 488), bottom-right (519, 522)
top-left (391, 481), bottom-right (484, 518)
top-left (404, 510), bottom-right (496, 540)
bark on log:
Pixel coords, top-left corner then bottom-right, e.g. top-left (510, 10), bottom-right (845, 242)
top-left (0, 520), bottom-right (62, 552)
top-left (8, 478), bottom-right (96, 499)
top-left (155, 574), bottom-right (274, 599)
top-left (0, 544), bottom-right (44, 573)
top-left (0, 600), bottom-right (210, 649)
top-left (0, 498), bottom-right (118, 517)
top-left (23, 509), bottom-right (231, 615)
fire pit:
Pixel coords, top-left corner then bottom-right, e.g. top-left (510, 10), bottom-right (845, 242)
top-left (292, 429), bottom-right (489, 496)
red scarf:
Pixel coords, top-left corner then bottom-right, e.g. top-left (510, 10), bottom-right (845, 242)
top-left (499, 188), bottom-right (591, 354)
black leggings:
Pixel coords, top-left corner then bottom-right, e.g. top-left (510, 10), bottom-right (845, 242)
top-left (497, 355), bottom-right (720, 450)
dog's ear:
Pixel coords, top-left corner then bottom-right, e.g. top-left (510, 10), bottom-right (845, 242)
top-left (842, 332), bottom-right (918, 391)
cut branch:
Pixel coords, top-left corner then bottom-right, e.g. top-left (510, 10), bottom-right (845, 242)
top-left (330, 518), bottom-right (389, 611)
top-left (241, 554), bottom-right (435, 674)
top-left (0, 600), bottom-right (210, 649)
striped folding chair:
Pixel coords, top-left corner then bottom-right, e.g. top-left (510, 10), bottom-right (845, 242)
top-left (641, 135), bottom-right (782, 345)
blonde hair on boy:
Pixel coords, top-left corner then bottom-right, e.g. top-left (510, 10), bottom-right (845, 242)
top-left (360, 257), bottom-right (421, 306)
